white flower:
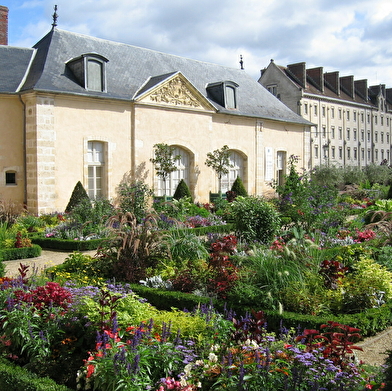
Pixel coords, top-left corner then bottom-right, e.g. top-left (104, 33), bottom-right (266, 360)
top-left (208, 352), bottom-right (218, 363)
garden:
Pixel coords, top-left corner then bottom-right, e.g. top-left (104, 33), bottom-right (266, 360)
top-left (2, 152), bottom-right (392, 389)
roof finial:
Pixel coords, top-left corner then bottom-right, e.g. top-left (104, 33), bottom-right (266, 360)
top-left (52, 5), bottom-right (58, 28)
top-left (239, 55), bottom-right (244, 70)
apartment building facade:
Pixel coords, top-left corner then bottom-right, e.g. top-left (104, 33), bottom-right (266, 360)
top-left (259, 60), bottom-right (392, 169)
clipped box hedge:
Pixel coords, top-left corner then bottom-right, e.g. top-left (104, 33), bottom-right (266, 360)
top-left (31, 237), bottom-right (103, 251)
top-left (0, 244), bottom-right (42, 261)
top-left (0, 358), bottom-right (73, 391)
top-left (130, 285), bottom-right (392, 338)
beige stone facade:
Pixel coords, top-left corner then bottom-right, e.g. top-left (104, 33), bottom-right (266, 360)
top-left (0, 26), bottom-right (311, 214)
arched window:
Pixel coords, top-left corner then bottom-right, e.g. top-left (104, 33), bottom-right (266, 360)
top-left (157, 147), bottom-right (190, 197)
top-left (87, 141), bottom-right (105, 198)
top-left (221, 151), bottom-right (245, 193)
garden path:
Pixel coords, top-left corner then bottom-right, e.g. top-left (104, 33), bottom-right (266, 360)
top-left (2, 250), bottom-right (392, 367)
top-left (3, 249), bottom-right (97, 278)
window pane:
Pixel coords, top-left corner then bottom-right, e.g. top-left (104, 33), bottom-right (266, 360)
top-left (87, 60), bottom-right (103, 91)
top-left (225, 86), bottom-right (236, 108)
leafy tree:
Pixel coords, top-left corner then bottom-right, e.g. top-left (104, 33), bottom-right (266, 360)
top-left (150, 143), bottom-right (181, 196)
top-left (116, 167), bottom-right (153, 223)
top-left (173, 179), bottom-right (192, 201)
top-left (65, 181), bottom-right (89, 213)
top-left (205, 145), bottom-right (232, 194)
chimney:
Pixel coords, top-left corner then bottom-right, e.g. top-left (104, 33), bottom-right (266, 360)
top-left (340, 75), bottom-right (355, 99)
top-left (0, 5), bottom-right (8, 45)
top-left (287, 62), bottom-right (306, 89)
top-left (354, 79), bottom-right (368, 101)
top-left (307, 67), bottom-right (324, 93)
top-left (324, 71), bottom-right (340, 95)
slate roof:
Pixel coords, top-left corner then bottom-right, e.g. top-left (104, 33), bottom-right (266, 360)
top-left (0, 46), bottom-right (34, 93)
top-left (1, 27), bottom-right (311, 126)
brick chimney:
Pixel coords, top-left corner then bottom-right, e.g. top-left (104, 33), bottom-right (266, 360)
top-left (0, 5), bottom-right (8, 45)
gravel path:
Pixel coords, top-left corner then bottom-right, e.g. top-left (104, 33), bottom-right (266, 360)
top-left (2, 250), bottom-right (392, 367)
top-left (3, 249), bottom-right (97, 278)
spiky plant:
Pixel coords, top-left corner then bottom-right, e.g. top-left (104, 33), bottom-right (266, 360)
top-left (104, 212), bottom-right (169, 282)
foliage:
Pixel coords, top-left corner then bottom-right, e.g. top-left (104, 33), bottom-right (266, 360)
top-left (116, 167), bottom-right (154, 223)
top-left (229, 196), bottom-right (280, 243)
top-left (362, 163), bottom-right (391, 186)
top-left (166, 230), bottom-right (209, 262)
top-left (173, 179), bottom-right (192, 201)
top-left (275, 155), bottom-right (341, 231)
top-left (311, 164), bottom-right (343, 188)
top-left (230, 176), bottom-right (247, 197)
top-left (0, 244), bottom-right (41, 262)
top-left (0, 357), bottom-right (73, 391)
top-left (0, 199), bottom-right (24, 225)
top-left (69, 197), bottom-right (114, 227)
top-left (65, 181), bottom-right (89, 213)
top-left (150, 143), bottom-right (181, 195)
top-left (205, 145), bottom-right (232, 194)
top-left (102, 212), bottom-right (169, 283)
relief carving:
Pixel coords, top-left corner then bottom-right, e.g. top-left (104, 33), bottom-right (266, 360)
top-left (149, 77), bottom-right (201, 108)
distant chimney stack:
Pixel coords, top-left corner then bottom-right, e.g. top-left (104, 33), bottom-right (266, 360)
top-left (0, 5), bottom-right (8, 45)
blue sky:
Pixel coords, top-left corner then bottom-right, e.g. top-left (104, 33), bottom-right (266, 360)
top-left (2, 0), bottom-right (392, 87)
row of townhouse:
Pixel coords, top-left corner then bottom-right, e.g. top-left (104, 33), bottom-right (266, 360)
top-left (259, 60), bottom-right (392, 169)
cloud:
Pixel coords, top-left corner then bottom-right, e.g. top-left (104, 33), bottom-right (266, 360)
top-left (5, 0), bottom-right (392, 87)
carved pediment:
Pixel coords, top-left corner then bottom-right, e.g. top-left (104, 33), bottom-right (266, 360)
top-left (136, 73), bottom-right (215, 112)
top-left (150, 76), bottom-right (201, 108)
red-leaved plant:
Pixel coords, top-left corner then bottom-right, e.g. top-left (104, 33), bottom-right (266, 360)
top-left (295, 321), bottom-right (363, 367)
top-left (207, 235), bottom-right (239, 299)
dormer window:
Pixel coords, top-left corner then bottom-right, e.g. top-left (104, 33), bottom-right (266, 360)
top-left (206, 81), bottom-right (239, 109)
top-left (67, 53), bottom-right (108, 92)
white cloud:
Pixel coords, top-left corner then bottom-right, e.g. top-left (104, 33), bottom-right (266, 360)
top-left (5, 0), bottom-right (392, 87)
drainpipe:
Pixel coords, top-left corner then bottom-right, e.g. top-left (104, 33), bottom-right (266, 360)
top-left (18, 94), bottom-right (27, 208)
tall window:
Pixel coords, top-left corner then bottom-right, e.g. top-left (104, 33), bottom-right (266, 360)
top-left (87, 141), bottom-right (104, 198)
top-left (5, 171), bottom-right (16, 185)
top-left (221, 150), bottom-right (245, 193)
top-left (157, 147), bottom-right (190, 197)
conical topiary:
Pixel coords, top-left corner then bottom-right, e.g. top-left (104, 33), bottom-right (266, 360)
top-left (231, 176), bottom-right (247, 197)
top-left (173, 179), bottom-right (192, 201)
top-left (65, 181), bottom-right (90, 213)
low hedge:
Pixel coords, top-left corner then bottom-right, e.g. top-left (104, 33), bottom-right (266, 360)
top-left (31, 237), bottom-right (103, 251)
top-left (0, 358), bottom-right (73, 391)
top-left (130, 285), bottom-right (392, 338)
top-left (0, 244), bottom-right (42, 261)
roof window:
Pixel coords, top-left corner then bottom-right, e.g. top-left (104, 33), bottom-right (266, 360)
top-left (206, 81), bottom-right (239, 109)
top-left (66, 53), bottom-right (108, 92)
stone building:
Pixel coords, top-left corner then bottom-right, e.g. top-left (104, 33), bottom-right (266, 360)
top-left (0, 6), bottom-right (311, 214)
top-left (259, 60), bottom-right (392, 169)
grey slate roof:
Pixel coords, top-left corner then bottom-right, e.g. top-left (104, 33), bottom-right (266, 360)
top-left (1, 27), bottom-right (311, 126)
top-left (0, 46), bottom-right (34, 93)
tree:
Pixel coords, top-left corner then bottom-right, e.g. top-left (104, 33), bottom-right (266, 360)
top-left (205, 145), bottom-right (232, 195)
top-left (150, 143), bottom-right (181, 197)
top-left (65, 181), bottom-right (89, 213)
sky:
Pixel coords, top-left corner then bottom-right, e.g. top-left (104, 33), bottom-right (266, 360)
top-left (2, 0), bottom-right (392, 87)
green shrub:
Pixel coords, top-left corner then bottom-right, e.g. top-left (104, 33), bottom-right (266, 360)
top-left (173, 179), bottom-right (192, 201)
top-left (230, 176), bottom-right (247, 197)
top-left (31, 237), bottom-right (102, 251)
top-left (65, 181), bottom-right (89, 213)
top-left (228, 196), bottom-right (280, 243)
top-left (0, 358), bottom-right (72, 391)
top-left (0, 244), bottom-right (41, 261)
top-left (116, 172), bottom-right (154, 223)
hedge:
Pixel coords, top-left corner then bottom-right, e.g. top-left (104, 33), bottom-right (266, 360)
top-left (130, 285), bottom-right (392, 338)
top-left (31, 237), bottom-right (103, 251)
top-left (0, 245), bottom-right (42, 261)
top-left (0, 358), bottom-right (73, 391)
